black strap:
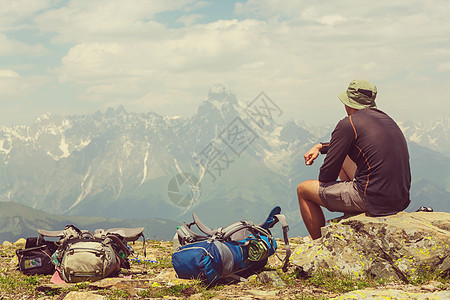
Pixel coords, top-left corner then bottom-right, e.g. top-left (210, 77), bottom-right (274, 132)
top-left (141, 232), bottom-right (146, 257)
top-left (106, 234), bottom-right (131, 257)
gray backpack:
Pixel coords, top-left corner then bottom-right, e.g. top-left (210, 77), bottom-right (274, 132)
top-left (38, 225), bottom-right (145, 283)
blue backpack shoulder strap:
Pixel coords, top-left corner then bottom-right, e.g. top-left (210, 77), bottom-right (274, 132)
top-left (259, 206), bottom-right (282, 229)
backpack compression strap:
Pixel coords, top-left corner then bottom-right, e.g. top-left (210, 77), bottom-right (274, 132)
top-left (219, 220), bottom-right (290, 271)
top-left (104, 227), bottom-right (146, 257)
top-left (220, 221), bottom-right (270, 242)
top-left (220, 215), bottom-right (290, 272)
top-left (190, 214), bottom-right (253, 241)
top-left (104, 227), bottom-right (145, 242)
top-left (272, 214), bottom-right (290, 272)
top-left (38, 229), bottom-right (65, 238)
top-left (106, 234), bottom-right (132, 258)
top-left (192, 212), bottom-right (216, 236)
top-left (176, 222), bottom-right (209, 245)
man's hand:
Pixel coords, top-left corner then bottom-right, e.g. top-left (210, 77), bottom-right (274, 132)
top-left (304, 143), bottom-right (322, 165)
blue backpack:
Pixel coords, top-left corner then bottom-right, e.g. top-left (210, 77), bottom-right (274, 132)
top-left (171, 206), bottom-right (290, 285)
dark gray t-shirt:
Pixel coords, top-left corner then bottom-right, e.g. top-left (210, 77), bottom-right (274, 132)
top-left (319, 108), bottom-right (411, 216)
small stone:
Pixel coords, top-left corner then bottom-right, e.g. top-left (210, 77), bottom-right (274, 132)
top-left (188, 293), bottom-right (205, 299)
top-left (421, 281), bottom-right (442, 292)
top-left (36, 283), bottom-right (68, 293)
top-left (247, 274), bottom-right (258, 282)
top-left (89, 277), bottom-right (125, 289)
top-left (63, 291), bottom-right (106, 299)
top-left (257, 270), bottom-right (286, 288)
top-left (153, 269), bottom-right (178, 282)
top-left (312, 287), bottom-right (323, 293)
top-left (247, 289), bottom-right (278, 297)
top-left (9, 256), bottom-right (18, 265)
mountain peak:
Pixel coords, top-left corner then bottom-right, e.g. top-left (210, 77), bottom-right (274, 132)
top-left (194, 84), bottom-right (239, 122)
top-left (34, 112), bottom-right (54, 123)
top-left (207, 83), bottom-right (237, 104)
top-left (105, 105), bottom-right (127, 119)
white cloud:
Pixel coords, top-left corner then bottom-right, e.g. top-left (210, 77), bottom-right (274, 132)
top-left (0, 69), bottom-right (20, 78)
top-left (437, 63), bottom-right (450, 72)
top-left (34, 0), bottom-right (198, 43)
top-left (0, 71), bottom-right (50, 99)
top-left (47, 19), bottom-right (271, 119)
top-left (317, 14), bottom-right (345, 26)
top-left (176, 14), bottom-right (204, 26)
top-left (49, 0), bottom-right (450, 124)
top-left (1, 0), bottom-right (450, 126)
top-left (0, 34), bottom-right (47, 56)
top-left (0, 0), bottom-right (53, 29)
top-left (363, 62), bottom-right (377, 71)
top-left (52, 19), bottom-right (271, 90)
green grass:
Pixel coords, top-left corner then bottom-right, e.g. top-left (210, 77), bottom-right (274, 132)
top-left (130, 256), bottom-right (173, 269)
top-left (277, 268), bottom-right (300, 286)
top-left (294, 296), bottom-right (329, 300)
top-left (406, 265), bottom-right (450, 285)
top-left (0, 274), bottom-right (42, 297)
top-left (2, 266), bottom-right (444, 300)
top-left (305, 270), bottom-right (373, 293)
top-left (1, 238), bottom-right (449, 299)
top-left (287, 266), bottom-right (449, 295)
top-left (138, 281), bottom-right (214, 299)
top-left (99, 288), bottom-right (132, 300)
top-left (146, 240), bottom-right (168, 250)
top-left (64, 281), bottom-right (91, 292)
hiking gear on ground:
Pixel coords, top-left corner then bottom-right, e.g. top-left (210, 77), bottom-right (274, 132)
top-left (38, 225), bottom-right (145, 283)
top-left (172, 206), bottom-right (290, 285)
top-left (16, 237), bottom-right (58, 275)
top-left (58, 238), bottom-right (122, 282)
top-left (416, 206), bottom-right (433, 212)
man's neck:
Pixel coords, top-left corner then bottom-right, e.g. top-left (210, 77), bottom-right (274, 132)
top-left (345, 106), bottom-right (359, 116)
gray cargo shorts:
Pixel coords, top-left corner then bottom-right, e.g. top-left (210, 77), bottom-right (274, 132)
top-left (319, 180), bottom-right (367, 213)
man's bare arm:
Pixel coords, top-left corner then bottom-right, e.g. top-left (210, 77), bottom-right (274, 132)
top-left (304, 143), bottom-right (323, 165)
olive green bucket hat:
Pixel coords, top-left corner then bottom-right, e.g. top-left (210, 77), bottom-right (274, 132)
top-left (338, 79), bottom-right (377, 109)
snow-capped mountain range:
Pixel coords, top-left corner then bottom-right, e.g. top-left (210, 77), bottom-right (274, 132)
top-left (0, 84), bottom-right (448, 236)
top-left (398, 116), bottom-right (449, 157)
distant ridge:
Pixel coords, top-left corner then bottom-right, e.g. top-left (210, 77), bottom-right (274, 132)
top-left (0, 201), bottom-right (179, 242)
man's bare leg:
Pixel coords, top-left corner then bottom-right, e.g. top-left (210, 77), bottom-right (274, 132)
top-left (339, 155), bottom-right (357, 181)
top-left (297, 180), bottom-right (324, 240)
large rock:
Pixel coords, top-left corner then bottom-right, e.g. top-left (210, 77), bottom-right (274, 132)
top-left (330, 289), bottom-right (450, 300)
top-left (291, 212), bottom-right (450, 282)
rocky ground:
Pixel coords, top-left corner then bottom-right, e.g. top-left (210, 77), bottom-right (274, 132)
top-left (1, 237), bottom-right (449, 299)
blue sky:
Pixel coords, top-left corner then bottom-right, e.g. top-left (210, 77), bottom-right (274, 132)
top-left (1, 0), bottom-right (449, 126)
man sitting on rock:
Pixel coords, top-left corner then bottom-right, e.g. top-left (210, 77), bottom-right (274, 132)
top-left (297, 79), bottom-right (411, 240)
